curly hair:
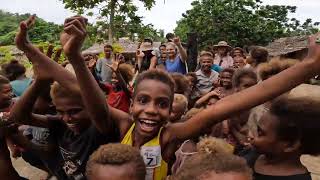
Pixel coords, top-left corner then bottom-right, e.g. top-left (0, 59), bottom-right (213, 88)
top-left (118, 63), bottom-right (134, 84)
top-left (86, 143), bottom-right (146, 180)
top-left (186, 72), bottom-right (197, 85)
top-left (171, 73), bottom-right (189, 95)
top-left (170, 137), bottom-right (252, 180)
top-left (2, 60), bottom-right (26, 81)
top-left (250, 46), bottom-right (269, 65)
top-left (270, 89), bottom-right (320, 155)
top-left (50, 82), bottom-right (82, 103)
top-left (232, 68), bottom-right (257, 88)
top-left (134, 69), bottom-right (175, 103)
top-left (258, 58), bottom-right (298, 80)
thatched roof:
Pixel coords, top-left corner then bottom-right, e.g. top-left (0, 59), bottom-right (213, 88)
top-left (82, 38), bottom-right (161, 55)
top-left (265, 35), bottom-right (309, 57)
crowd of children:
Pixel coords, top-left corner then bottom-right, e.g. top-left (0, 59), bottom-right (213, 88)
top-left (0, 15), bottom-right (320, 180)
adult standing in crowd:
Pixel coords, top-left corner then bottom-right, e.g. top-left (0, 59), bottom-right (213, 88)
top-left (213, 41), bottom-right (234, 69)
top-left (136, 38), bottom-right (157, 73)
top-left (96, 44), bottom-right (113, 83)
top-left (196, 51), bottom-right (219, 95)
top-left (165, 37), bottom-right (188, 74)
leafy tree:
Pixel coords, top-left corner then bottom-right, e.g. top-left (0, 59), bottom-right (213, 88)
top-left (61, 0), bottom-right (156, 43)
top-left (174, 0), bottom-right (319, 48)
top-left (0, 10), bottom-right (62, 46)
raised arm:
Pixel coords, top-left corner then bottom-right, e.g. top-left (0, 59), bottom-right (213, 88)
top-left (106, 54), bottom-right (132, 98)
top-left (9, 79), bottom-right (52, 127)
top-left (194, 91), bottom-right (220, 108)
top-left (173, 37), bottom-right (188, 62)
top-left (149, 55), bottom-right (157, 69)
top-left (15, 15), bottom-right (80, 94)
top-left (165, 34), bottom-right (320, 142)
top-left (61, 16), bottom-right (117, 134)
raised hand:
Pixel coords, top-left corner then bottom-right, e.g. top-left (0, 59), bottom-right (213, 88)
top-left (173, 36), bottom-right (181, 46)
top-left (61, 16), bottom-right (88, 58)
top-left (306, 33), bottom-right (320, 69)
top-left (15, 15), bottom-right (36, 52)
top-left (136, 50), bottom-right (145, 59)
top-left (106, 54), bottom-right (124, 72)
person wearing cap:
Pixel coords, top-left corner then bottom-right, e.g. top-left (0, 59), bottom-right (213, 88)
top-left (136, 39), bottom-right (157, 73)
top-left (213, 41), bottom-right (234, 69)
top-left (96, 44), bottom-right (114, 83)
top-left (165, 37), bottom-right (188, 74)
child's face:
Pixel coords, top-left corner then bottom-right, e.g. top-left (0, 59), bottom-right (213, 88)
top-left (237, 76), bottom-right (257, 92)
top-left (186, 76), bottom-right (195, 88)
top-left (166, 45), bottom-right (176, 58)
top-left (131, 79), bottom-right (172, 138)
top-left (220, 72), bottom-right (233, 89)
top-left (233, 57), bottom-right (245, 68)
top-left (53, 96), bottom-right (91, 134)
top-left (0, 84), bottom-right (13, 109)
top-left (159, 46), bottom-right (166, 53)
top-left (169, 102), bottom-right (185, 123)
top-left (88, 164), bottom-right (138, 180)
top-left (252, 112), bottom-right (288, 156)
top-left (111, 72), bottom-right (119, 85)
top-left (200, 56), bottom-right (213, 72)
top-left (104, 47), bottom-right (113, 58)
top-left (200, 171), bottom-right (250, 180)
top-left (233, 50), bottom-right (243, 58)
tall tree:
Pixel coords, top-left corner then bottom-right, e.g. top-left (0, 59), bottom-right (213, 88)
top-left (174, 0), bottom-right (319, 48)
top-left (61, 0), bottom-right (156, 43)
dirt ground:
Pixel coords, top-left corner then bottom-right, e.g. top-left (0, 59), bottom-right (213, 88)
top-left (12, 157), bottom-right (49, 180)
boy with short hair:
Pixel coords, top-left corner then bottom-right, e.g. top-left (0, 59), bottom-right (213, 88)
top-left (86, 143), bottom-right (146, 180)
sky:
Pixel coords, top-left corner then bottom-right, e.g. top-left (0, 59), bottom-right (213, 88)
top-left (0, 0), bottom-right (319, 33)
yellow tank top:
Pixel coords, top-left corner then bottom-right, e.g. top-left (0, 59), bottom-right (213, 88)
top-left (121, 123), bottom-right (168, 180)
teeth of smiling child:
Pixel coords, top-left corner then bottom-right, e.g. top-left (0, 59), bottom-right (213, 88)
top-left (141, 120), bottom-right (157, 125)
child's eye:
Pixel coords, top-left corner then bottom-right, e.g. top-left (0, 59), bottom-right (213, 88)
top-left (137, 96), bottom-right (149, 105)
top-left (68, 108), bottom-right (83, 115)
top-left (158, 100), bottom-right (169, 109)
top-left (257, 128), bottom-right (263, 137)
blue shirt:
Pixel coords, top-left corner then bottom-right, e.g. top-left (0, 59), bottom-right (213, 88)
top-left (211, 64), bottom-right (223, 73)
top-left (10, 78), bottom-right (32, 97)
top-left (165, 56), bottom-right (186, 74)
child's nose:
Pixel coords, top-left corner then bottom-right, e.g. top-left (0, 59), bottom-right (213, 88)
top-left (62, 114), bottom-right (72, 122)
top-left (145, 104), bottom-right (158, 114)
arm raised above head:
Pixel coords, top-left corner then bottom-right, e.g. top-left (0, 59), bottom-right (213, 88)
top-left (166, 34), bottom-right (320, 142)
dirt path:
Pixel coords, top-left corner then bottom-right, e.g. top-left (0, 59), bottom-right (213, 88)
top-left (12, 157), bottom-right (48, 180)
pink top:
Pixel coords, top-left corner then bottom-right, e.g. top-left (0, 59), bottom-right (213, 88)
top-left (214, 54), bottom-right (234, 69)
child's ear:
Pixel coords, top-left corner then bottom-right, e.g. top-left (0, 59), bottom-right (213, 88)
top-left (283, 140), bottom-right (301, 153)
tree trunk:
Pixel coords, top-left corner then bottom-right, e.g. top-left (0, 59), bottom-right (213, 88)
top-left (187, 32), bottom-right (198, 72)
top-left (108, 0), bottom-right (117, 44)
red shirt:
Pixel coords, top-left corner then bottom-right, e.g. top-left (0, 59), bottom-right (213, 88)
top-left (105, 84), bottom-right (132, 113)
